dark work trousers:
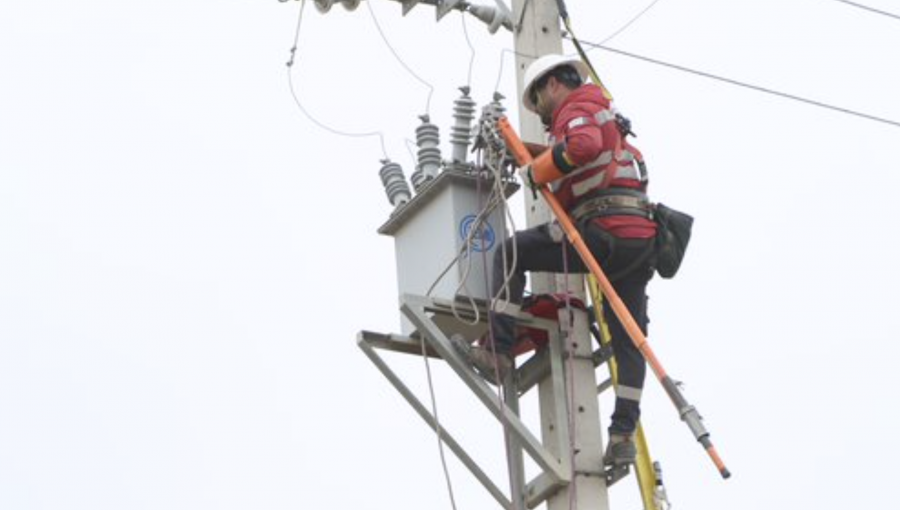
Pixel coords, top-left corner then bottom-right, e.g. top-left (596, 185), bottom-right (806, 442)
top-left (489, 220), bottom-right (653, 435)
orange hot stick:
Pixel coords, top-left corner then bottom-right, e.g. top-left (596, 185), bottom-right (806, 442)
top-left (497, 117), bottom-right (731, 480)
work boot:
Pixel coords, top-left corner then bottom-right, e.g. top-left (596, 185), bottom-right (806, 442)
top-left (450, 334), bottom-right (513, 385)
top-left (603, 433), bottom-right (637, 467)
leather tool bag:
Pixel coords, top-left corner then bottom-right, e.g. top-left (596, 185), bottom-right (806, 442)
top-left (653, 203), bottom-right (694, 278)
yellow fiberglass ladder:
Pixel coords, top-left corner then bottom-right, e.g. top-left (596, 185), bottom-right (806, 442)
top-left (588, 276), bottom-right (670, 510)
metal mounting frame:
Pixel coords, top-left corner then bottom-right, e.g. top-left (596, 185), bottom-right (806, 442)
top-left (357, 293), bottom-right (575, 509)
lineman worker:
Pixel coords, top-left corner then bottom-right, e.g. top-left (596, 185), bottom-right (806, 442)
top-left (454, 54), bottom-right (656, 467)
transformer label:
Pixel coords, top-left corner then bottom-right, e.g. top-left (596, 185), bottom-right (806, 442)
top-left (459, 214), bottom-right (496, 253)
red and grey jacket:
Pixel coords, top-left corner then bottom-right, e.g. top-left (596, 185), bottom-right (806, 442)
top-left (545, 84), bottom-right (656, 240)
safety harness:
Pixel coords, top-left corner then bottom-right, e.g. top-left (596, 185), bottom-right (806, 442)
top-left (570, 187), bottom-right (653, 224)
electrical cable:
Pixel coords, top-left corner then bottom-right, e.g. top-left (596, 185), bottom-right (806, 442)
top-left (410, 106), bottom-right (525, 509)
top-left (285, 8), bottom-right (453, 501)
top-left (564, 34), bottom-right (900, 129)
top-left (515, 0), bottom-right (535, 33)
top-left (366, 0), bottom-right (435, 115)
top-left (597, 0), bottom-right (666, 44)
top-left (454, 167), bottom-right (516, 324)
top-left (461, 12), bottom-right (476, 89)
top-left (417, 158), bottom-right (508, 510)
top-left (286, 0), bottom-right (388, 158)
top-left (490, 165), bottom-right (519, 313)
top-left (421, 129), bottom-right (520, 324)
top-left (425, 172), bottom-right (507, 323)
top-left (493, 49), bottom-right (511, 95)
top-left (419, 152), bottom-right (519, 510)
top-left (419, 337), bottom-right (460, 510)
top-left (404, 138), bottom-right (418, 165)
top-left (475, 156), bottom-right (525, 510)
top-left (493, 48), bottom-right (520, 96)
top-left (494, 46), bottom-right (554, 94)
top-left (830, 0), bottom-right (900, 21)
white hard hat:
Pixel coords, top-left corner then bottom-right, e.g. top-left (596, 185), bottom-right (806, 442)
top-left (522, 54), bottom-right (590, 112)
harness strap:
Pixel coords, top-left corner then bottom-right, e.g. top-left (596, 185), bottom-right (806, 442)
top-left (621, 138), bottom-right (648, 184)
top-left (570, 189), bottom-right (653, 223)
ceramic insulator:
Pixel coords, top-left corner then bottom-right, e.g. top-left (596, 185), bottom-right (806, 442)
top-left (411, 114), bottom-right (441, 189)
top-left (379, 159), bottom-right (412, 208)
top-left (449, 86), bottom-right (476, 170)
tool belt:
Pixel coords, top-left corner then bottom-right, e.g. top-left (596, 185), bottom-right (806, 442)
top-left (570, 188), bottom-right (653, 224)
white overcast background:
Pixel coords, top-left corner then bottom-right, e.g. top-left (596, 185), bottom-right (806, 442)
top-left (2, 0), bottom-right (899, 509)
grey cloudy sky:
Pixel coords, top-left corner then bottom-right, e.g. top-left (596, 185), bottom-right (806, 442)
top-left (2, 0), bottom-right (899, 509)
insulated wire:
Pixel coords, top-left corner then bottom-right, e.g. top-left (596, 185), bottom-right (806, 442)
top-left (493, 47), bottom-right (543, 95)
top-left (404, 138), bottom-right (418, 165)
top-left (286, 0), bottom-right (388, 158)
top-left (564, 35), bottom-right (900, 129)
top-left (483, 154), bottom-right (520, 314)
top-left (469, 147), bottom-right (527, 509)
top-left (494, 49), bottom-right (513, 96)
top-left (420, 133), bottom-right (519, 322)
top-left (417, 145), bottom-right (524, 510)
top-left (451, 172), bottom-right (513, 324)
top-left (493, 49), bottom-right (516, 96)
top-left (288, 4), bottom-right (443, 504)
top-left (419, 338), bottom-right (460, 510)
top-left (461, 12), bottom-right (475, 89)
top-left (597, 0), bottom-right (666, 44)
top-left (490, 162), bottom-right (519, 313)
top-left (425, 179), bottom-right (502, 322)
top-left (422, 159), bottom-right (519, 322)
top-left (419, 156), bottom-right (516, 510)
top-left (830, 0), bottom-right (900, 20)
top-left (366, 0), bottom-right (435, 116)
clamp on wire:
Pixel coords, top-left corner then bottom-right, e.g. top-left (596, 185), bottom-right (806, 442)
top-left (472, 93), bottom-right (517, 179)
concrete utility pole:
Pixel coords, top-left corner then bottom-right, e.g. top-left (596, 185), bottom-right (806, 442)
top-left (511, 2), bottom-right (612, 510)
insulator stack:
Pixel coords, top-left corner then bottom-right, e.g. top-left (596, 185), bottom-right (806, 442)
top-left (480, 92), bottom-right (508, 155)
top-left (449, 86), bottom-right (476, 171)
top-left (410, 114), bottom-right (442, 191)
top-left (482, 92), bottom-right (506, 125)
top-left (379, 159), bottom-right (412, 209)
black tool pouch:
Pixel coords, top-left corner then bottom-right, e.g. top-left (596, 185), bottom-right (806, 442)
top-left (654, 203), bottom-right (694, 278)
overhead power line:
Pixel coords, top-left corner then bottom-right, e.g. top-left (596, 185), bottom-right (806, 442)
top-left (286, 0), bottom-right (388, 158)
top-left (599, 0), bottom-right (667, 44)
top-left (366, 0), bottom-right (435, 115)
top-left (830, 0), bottom-right (900, 21)
top-left (566, 35), bottom-right (900, 129)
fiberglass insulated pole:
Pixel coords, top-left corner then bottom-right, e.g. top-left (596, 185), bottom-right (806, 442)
top-left (497, 116), bottom-right (731, 480)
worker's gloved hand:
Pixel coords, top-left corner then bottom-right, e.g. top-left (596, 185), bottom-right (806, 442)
top-left (547, 220), bottom-right (564, 243)
top-left (517, 164), bottom-right (538, 191)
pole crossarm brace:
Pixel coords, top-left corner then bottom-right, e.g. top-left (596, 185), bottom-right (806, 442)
top-left (357, 293), bottom-right (577, 508)
top-left (401, 293), bottom-right (570, 482)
